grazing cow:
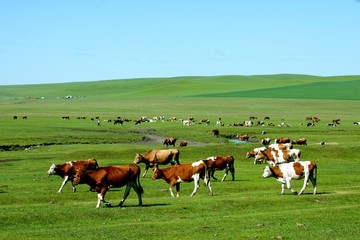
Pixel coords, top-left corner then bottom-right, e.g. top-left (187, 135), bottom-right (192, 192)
top-left (262, 161), bottom-right (317, 195)
top-left (151, 160), bottom-right (213, 197)
top-left (327, 123), bottom-right (337, 127)
top-left (212, 129), bottom-right (220, 137)
top-left (307, 122), bottom-right (315, 127)
top-left (113, 119), bottom-right (123, 125)
top-left (203, 156), bottom-right (235, 181)
top-left (163, 137), bottom-right (177, 147)
top-left (274, 137), bottom-right (291, 144)
top-left (47, 159), bottom-right (99, 193)
top-left (291, 138), bottom-right (307, 145)
top-left (237, 134), bottom-right (249, 141)
top-left (255, 148), bottom-right (301, 166)
top-left (179, 141), bottom-right (188, 147)
top-left (74, 164), bottom-right (143, 208)
top-left (354, 122), bottom-right (360, 125)
top-left (244, 120), bottom-right (253, 127)
top-left (134, 149), bottom-right (180, 178)
top-left (182, 119), bottom-right (193, 126)
top-left (245, 146), bottom-right (266, 164)
top-left (332, 119), bottom-right (341, 124)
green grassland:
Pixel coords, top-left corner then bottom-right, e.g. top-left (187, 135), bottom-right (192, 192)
top-left (0, 74), bottom-right (359, 239)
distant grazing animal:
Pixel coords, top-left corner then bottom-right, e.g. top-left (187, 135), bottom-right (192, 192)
top-left (261, 138), bottom-right (271, 145)
top-left (212, 129), bottom-right (220, 137)
top-left (182, 119), bottom-right (193, 126)
top-left (291, 138), bottom-right (307, 145)
top-left (113, 119), bottom-right (124, 125)
top-left (262, 161), bottom-right (317, 195)
top-left (255, 148), bottom-right (301, 166)
top-left (327, 123), bottom-right (337, 127)
top-left (47, 159), bottom-right (99, 193)
top-left (203, 156), bottom-right (235, 181)
top-left (237, 134), bottom-right (249, 141)
top-left (163, 137), bottom-right (177, 147)
top-left (151, 160), bottom-right (213, 197)
top-left (354, 122), bottom-right (360, 125)
top-left (179, 141), bottom-right (188, 147)
top-left (134, 149), bottom-right (180, 178)
top-left (307, 122), bottom-right (315, 127)
top-left (74, 164), bottom-right (143, 208)
top-left (244, 120), bottom-right (253, 127)
top-left (274, 137), bottom-right (291, 144)
top-left (332, 119), bottom-right (340, 124)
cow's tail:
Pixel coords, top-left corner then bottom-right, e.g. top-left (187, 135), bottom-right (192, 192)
top-left (137, 169), bottom-right (144, 195)
top-left (313, 163), bottom-right (317, 183)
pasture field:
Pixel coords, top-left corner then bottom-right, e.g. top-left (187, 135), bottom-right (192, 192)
top-left (0, 75), bottom-right (360, 239)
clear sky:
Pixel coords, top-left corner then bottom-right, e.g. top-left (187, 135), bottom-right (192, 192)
top-left (1, 0), bottom-right (359, 85)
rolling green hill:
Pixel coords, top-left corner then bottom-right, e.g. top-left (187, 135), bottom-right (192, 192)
top-left (1, 74), bottom-right (359, 100)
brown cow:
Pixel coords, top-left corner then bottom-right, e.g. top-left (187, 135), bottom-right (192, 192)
top-left (74, 164), bottom-right (143, 208)
top-left (163, 137), bottom-right (177, 147)
top-left (237, 134), bottom-right (249, 141)
top-left (179, 141), bottom-right (188, 147)
top-left (152, 160), bottom-right (213, 197)
top-left (291, 138), bottom-right (307, 145)
top-left (274, 137), bottom-right (291, 144)
top-left (47, 159), bottom-right (99, 193)
top-left (203, 156), bottom-right (235, 181)
top-left (134, 149), bottom-right (180, 177)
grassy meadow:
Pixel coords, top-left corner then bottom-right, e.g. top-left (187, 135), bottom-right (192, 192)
top-left (0, 74), bottom-right (359, 239)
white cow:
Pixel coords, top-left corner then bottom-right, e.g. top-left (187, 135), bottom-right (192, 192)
top-left (262, 161), bottom-right (317, 195)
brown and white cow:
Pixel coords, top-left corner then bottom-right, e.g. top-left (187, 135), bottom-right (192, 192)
top-left (203, 156), bottom-right (235, 181)
top-left (274, 137), bottom-right (291, 144)
top-left (163, 137), bottom-right (177, 147)
top-left (245, 146), bottom-right (266, 164)
top-left (47, 159), bottom-right (99, 193)
top-left (74, 164), bottom-right (143, 208)
top-left (268, 143), bottom-right (293, 150)
top-left (151, 160), bottom-right (213, 197)
top-left (262, 161), bottom-right (317, 195)
top-left (291, 138), bottom-right (307, 145)
top-left (134, 149), bottom-right (180, 177)
top-left (255, 148), bottom-right (301, 166)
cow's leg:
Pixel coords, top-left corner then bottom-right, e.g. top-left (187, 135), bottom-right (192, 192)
top-left (97, 188), bottom-right (110, 208)
top-left (58, 175), bottom-right (69, 193)
top-left (230, 165), bottom-right (235, 181)
top-left (70, 177), bottom-right (76, 192)
top-left (204, 176), bottom-right (213, 196)
top-left (211, 169), bottom-right (218, 181)
top-left (298, 174), bottom-right (310, 195)
top-left (131, 181), bottom-right (143, 206)
top-left (142, 165), bottom-right (149, 178)
top-left (308, 174), bottom-right (317, 195)
top-left (286, 179), bottom-right (297, 194)
top-left (190, 174), bottom-right (200, 197)
top-left (221, 165), bottom-right (229, 182)
top-left (119, 183), bottom-right (132, 207)
top-left (169, 183), bottom-right (176, 197)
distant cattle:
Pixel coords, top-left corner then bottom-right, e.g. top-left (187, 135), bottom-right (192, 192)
top-left (332, 119), bottom-right (341, 124)
top-left (163, 137), bottom-right (177, 147)
top-left (182, 119), bottom-right (193, 126)
top-left (327, 123), bottom-right (336, 127)
top-left (354, 122), bottom-right (360, 125)
top-left (203, 156), bottom-right (235, 181)
top-left (262, 161), bottom-right (317, 195)
top-left (255, 148), bottom-right (301, 166)
top-left (244, 120), bottom-right (253, 127)
top-left (74, 164), bottom-right (143, 208)
top-left (237, 134), bottom-right (249, 141)
top-left (47, 159), bottom-right (99, 193)
top-left (274, 137), bottom-right (291, 144)
top-left (151, 160), bottom-right (213, 197)
top-left (62, 116), bottom-right (70, 120)
top-left (113, 119), bottom-right (124, 125)
top-left (307, 122), bottom-right (315, 127)
top-left (13, 116), bottom-right (17, 120)
top-left (291, 138), bottom-right (307, 145)
top-left (179, 141), bottom-right (188, 147)
top-left (212, 129), bottom-right (220, 137)
top-left (134, 149), bottom-right (180, 177)
top-left (261, 138), bottom-right (271, 145)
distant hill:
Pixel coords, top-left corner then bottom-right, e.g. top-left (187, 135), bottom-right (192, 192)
top-left (1, 74), bottom-right (359, 100)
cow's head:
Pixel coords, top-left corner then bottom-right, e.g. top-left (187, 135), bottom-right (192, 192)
top-left (262, 166), bottom-right (274, 178)
top-left (47, 164), bottom-right (57, 175)
top-left (151, 167), bottom-right (162, 180)
top-left (134, 154), bottom-right (143, 164)
top-left (73, 169), bottom-right (86, 185)
top-left (254, 151), bottom-right (266, 161)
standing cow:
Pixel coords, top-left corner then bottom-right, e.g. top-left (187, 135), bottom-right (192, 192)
top-left (262, 161), bottom-right (317, 195)
top-left (152, 160), bottom-right (213, 197)
top-left (163, 137), bottom-right (177, 147)
top-left (74, 164), bottom-right (143, 208)
top-left (203, 156), bottom-right (235, 181)
top-left (47, 159), bottom-right (99, 193)
top-left (134, 149), bottom-right (180, 177)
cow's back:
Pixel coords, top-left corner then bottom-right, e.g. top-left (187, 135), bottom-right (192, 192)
top-left (88, 165), bottom-right (140, 187)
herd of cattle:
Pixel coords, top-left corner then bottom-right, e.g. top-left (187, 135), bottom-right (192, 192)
top-left (47, 136), bottom-right (316, 208)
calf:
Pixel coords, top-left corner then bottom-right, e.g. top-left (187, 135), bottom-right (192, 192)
top-left (203, 156), bottom-right (235, 181)
top-left (163, 137), bottom-right (177, 147)
top-left (151, 160), bottom-right (213, 197)
top-left (47, 159), bottom-right (99, 193)
top-left (255, 148), bottom-right (301, 166)
top-left (262, 161), bottom-right (317, 195)
top-left (74, 164), bottom-right (143, 208)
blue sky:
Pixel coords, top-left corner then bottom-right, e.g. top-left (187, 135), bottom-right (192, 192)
top-left (1, 0), bottom-right (359, 85)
